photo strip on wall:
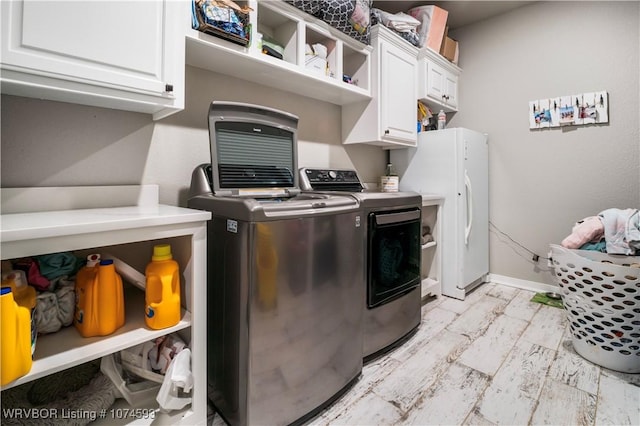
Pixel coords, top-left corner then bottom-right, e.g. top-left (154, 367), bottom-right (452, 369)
top-left (529, 90), bottom-right (608, 129)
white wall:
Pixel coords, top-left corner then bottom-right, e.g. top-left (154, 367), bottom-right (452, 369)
top-left (1, 66), bottom-right (385, 206)
top-left (449, 1), bottom-right (640, 285)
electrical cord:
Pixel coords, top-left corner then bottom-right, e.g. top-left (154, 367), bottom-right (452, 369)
top-left (489, 221), bottom-right (551, 263)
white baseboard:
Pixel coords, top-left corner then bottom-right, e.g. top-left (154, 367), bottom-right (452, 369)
top-left (488, 273), bottom-right (559, 294)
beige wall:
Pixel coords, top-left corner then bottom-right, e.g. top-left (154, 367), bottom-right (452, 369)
top-left (449, 1), bottom-right (640, 284)
top-left (2, 1), bottom-right (639, 286)
top-left (1, 66), bottom-right (385, 206)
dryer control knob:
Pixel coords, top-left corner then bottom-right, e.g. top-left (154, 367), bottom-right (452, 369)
top-left (328, 171), bottom-right (337, 179)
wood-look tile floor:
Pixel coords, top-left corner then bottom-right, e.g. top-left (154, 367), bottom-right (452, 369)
top-left (210, 282), bottom-right (640, 425)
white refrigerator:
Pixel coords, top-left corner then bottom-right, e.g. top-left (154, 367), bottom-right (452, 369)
top-left (391, 128), bottom-right (489, 300)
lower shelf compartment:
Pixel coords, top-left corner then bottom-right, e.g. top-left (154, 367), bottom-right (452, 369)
top-left (1, 284), bottom-right (191, 391)
top-left (421, 277), bottom-right (440, 299)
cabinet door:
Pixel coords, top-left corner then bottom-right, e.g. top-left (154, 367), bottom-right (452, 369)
top-left (443, 72), bottom-right (458, 109)
top-left (379, 41), bottom-right (417, 144)
top-left (1, 0), bottom-right (184, 117)
top-left (426, 60), bottom-right (447, 104)
top-left (424, 58), bottom-right (458, 111)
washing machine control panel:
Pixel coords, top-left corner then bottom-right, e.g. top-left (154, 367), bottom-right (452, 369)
top-left (299, 168), bottom-right (363, 191)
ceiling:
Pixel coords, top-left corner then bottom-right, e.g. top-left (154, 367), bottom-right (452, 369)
top-left (373, 1), bottom-right (535, 30)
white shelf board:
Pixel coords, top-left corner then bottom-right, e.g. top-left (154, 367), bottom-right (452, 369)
top-left (0, 205), bottom-right (211, 259)
top-left (421, 277), bottom-right (440, 299)
top-left (185, 30), bottom-right (371, 106)
top-left (422, 241), bottom-right (437, 250)
top-left (1, 284), bottom-right (191, 390)
top-left (421, 193), bottom-right (444, 205)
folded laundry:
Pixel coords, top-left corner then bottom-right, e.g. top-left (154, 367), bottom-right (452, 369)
top-left (371, 8), bottom-right (421, 46)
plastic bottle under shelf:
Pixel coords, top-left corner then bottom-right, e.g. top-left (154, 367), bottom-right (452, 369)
top-left (145, 244), bottom-right (181, 330)
top-left (437, 110), bottom-right (446, 130)
top-left (381, 163), bottom-right (399, 193)
top-left (74, 257), bottom-right (125, 337)
top-left (1, 287), bottom-right (33, 385)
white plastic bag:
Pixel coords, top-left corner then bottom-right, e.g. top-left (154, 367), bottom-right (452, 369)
top-left (156, 348), bottom-right (193, 411)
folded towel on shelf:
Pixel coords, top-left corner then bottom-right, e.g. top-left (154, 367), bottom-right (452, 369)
top-left (36, 252), bottom-right (79, 280)
top-left (371, 9), bottom-right (420, 46)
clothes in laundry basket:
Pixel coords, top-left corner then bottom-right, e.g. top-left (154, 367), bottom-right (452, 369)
top-left (599, 208), bottom-right (640, 254)
top-left (561, 208), bottom-right (640, 255)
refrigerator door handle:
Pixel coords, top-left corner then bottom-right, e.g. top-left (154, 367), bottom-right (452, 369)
top-left (464, 170), bottom-right (473, 245)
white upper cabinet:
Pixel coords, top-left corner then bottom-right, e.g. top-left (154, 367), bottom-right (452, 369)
top-left (0, 0), bottom-right (186, 120)
top-left (342, 24), bottom-right (418, 148)
top-left (418, 49), bottom-right (461, 112)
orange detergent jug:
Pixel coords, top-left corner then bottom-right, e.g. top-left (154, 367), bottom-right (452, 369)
top-left (144, 244), bottom-right (181, 330)
top-left (1, 270), bottom-right (37, 355)
top-left (1, 287), bottom-right (33, 385)
top-left (74, 258), bottom-right (125, 337)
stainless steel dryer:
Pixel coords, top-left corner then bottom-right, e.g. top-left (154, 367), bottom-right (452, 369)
top-left (299, 168), bottom-right (422, 361)
top-left (188, 103), bottom-right (363, 426)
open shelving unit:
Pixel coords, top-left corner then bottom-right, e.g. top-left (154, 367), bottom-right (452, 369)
top-left (186, 0), bottom-right (372, 106)
top-left (421, 194), bottom-right (444, 300)
top-left (0, 185), bottom-right (210, 425)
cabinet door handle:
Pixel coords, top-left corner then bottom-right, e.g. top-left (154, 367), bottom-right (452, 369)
top-left (384, 129), bottom-right (390, 135)
top-left (165, 84), bottom-right (173, 93)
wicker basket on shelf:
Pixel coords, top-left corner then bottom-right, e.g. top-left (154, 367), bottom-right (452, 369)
top-left (192, 0), bottom-right (251, 47)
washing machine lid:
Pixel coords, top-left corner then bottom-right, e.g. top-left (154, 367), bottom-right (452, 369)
top-left (208, 101), bottom-right (300, 198)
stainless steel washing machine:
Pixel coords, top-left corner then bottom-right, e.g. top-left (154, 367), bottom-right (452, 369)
top-left (188, 103), bottom-right (364, 426)
top-left (299, 168), bottom-right (422, 361)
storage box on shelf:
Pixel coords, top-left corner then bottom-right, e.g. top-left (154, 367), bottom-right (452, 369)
top-left (342, 24), bottom-right (419, 148)
top-left (186, 0), bottom-right (371, 106)
top-left (417, 48), bottom-right (461, 113)
top-left (0, 0), bottom-right (187, 120)
top-left (440, 36), bottom-right (458, 64)
top-left (0, 185), bottom-right (210, 425)
top-left (421, 194), bottom-right (444, 300)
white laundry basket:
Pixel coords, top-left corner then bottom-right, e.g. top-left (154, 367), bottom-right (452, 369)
top-left (550, 244), bottom-right (640, 373)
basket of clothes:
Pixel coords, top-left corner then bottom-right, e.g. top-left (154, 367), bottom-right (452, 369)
top-left (550, 208), bottom-right (640, 373)
top-left (191, 0), bottom-right (252, 46)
